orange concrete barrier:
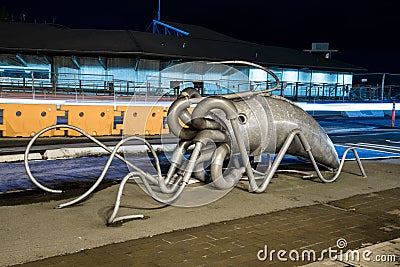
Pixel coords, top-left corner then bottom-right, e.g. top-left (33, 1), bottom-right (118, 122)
top-left (61, 105), bottom-right (115, 136)
top-left (0, 103), bottom-right (63, 137)
top-left (122, 105), bottom-right (169, 136)
top-left (0, 103), bottom-right (172, 137)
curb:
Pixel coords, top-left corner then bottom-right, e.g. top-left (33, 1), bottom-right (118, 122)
top-left (0, 144), bottom-right (177, 163)
top-left (43, 144), bottom-right (176, 159)
top-left (0, 153), bottom-right (42, 163)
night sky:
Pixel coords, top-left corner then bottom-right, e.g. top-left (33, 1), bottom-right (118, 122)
top-left (1, 0), bottom-right (399, 73)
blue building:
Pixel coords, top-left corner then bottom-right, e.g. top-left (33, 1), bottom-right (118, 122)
top-left (0, 20), bottom-right (366, 101)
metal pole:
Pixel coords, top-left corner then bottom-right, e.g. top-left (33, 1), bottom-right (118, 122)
top-left (381, 73), bottom-right (386, 101)
top-left (31, 71), bottom-right (35, 99)
top-left (74, 74), bottom-right (78, 102)
top-left (391, 101), bottom-right (396, 128)
top-left (158, 0), bottom-right (161, 20)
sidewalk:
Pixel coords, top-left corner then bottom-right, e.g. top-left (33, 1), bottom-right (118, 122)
top-left (1, 158), bottom-right (399, 266)
top-left (13, 187), bottom-right (400, 267)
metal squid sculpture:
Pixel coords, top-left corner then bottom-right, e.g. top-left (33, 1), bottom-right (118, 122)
top-left (24, 61), bottom-right (366, 225)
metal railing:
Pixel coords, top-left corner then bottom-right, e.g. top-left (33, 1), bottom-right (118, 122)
top-left (2, 71), bottom-right (399, 103)
top-left (351, 84), bottom-right (400, 102)
top-left (0, 72), bottom-right (153, 101)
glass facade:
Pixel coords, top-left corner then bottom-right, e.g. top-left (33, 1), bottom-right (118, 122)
top-left (264, 68), bottom-right (353, 101)
top-left (0, 53), bottom-right (353, 101)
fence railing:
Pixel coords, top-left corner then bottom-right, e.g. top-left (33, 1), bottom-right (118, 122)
top-left (0, 72), bottom-right (276, 101)
top-left (351, 84), bottom-right (400, 102)
top-left (2, 71), bottom-right (400, 102)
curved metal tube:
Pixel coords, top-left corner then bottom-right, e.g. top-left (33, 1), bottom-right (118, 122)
top-left (190, 95), bottom-right (258, 189)
top-left (190, 96), bottom-right (239, 132)
top-left (24, 124), bottom-right (156, 193)
top-left (107, 172), bottom-right (144, 225)
top-left (211, 60), bottom-right (280, 98)
top-left (167, 97), bottom-right (198, 139)
top-left (24, 125), bottom-right (196, 208)
top-left (179, 142), bottom-right (204, 185)
top-left (167, 143), bottom-right (215, 184)
top-left (248, 129), bottom-right (367, 193)
top-left (230, 117), bottom-right (258, 190)
top-left (210, 144), bottom-right (245, 189)
top-left (192, 146), bottom-right (216, 182)
top-left (193, 162), bottom-right (210, 182)
top-left (191, 96), bottom-right (238, 121)
top-left (165, 140), bottom-right (192, 184)
top-left (177, 87), bottom-right (201, 125)
top-left (176, 130), bottom-right (230, 187)
top-left (193, 129), bottom-right (229, 145)
top-left (191, 118), bottom-right (223, 131)
top-left (166, 86), bottom-right (205, 139)
top-left (196, 146), bottom-right (218, 163)
top-left (305, 145), bottom-right (367, 183)
top-left (248, 129), bottom-right (306, 193)
top-left (58, 135), bottom-right (163, 208)
top-left (180, 87), bottom-right (202, 98)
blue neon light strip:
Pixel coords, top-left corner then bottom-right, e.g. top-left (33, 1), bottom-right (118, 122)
top-left (153, 20), bottom-right (190, 36)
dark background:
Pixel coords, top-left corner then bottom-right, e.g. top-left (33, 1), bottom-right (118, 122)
top-left (1, 0), bottom-right (399, 73)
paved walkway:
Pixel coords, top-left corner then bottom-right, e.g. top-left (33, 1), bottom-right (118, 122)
top-left (14, 187), bottom-right (400, 266)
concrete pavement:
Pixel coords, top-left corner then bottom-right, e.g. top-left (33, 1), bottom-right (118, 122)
top-left (12, 187), bottom-right (400, 267)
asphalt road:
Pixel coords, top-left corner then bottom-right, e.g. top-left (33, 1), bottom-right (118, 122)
top-left (318, 117), bottom-right (400, 155)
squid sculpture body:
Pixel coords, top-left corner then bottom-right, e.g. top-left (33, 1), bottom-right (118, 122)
top-left (165, 84), bottom-right (343, 195)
